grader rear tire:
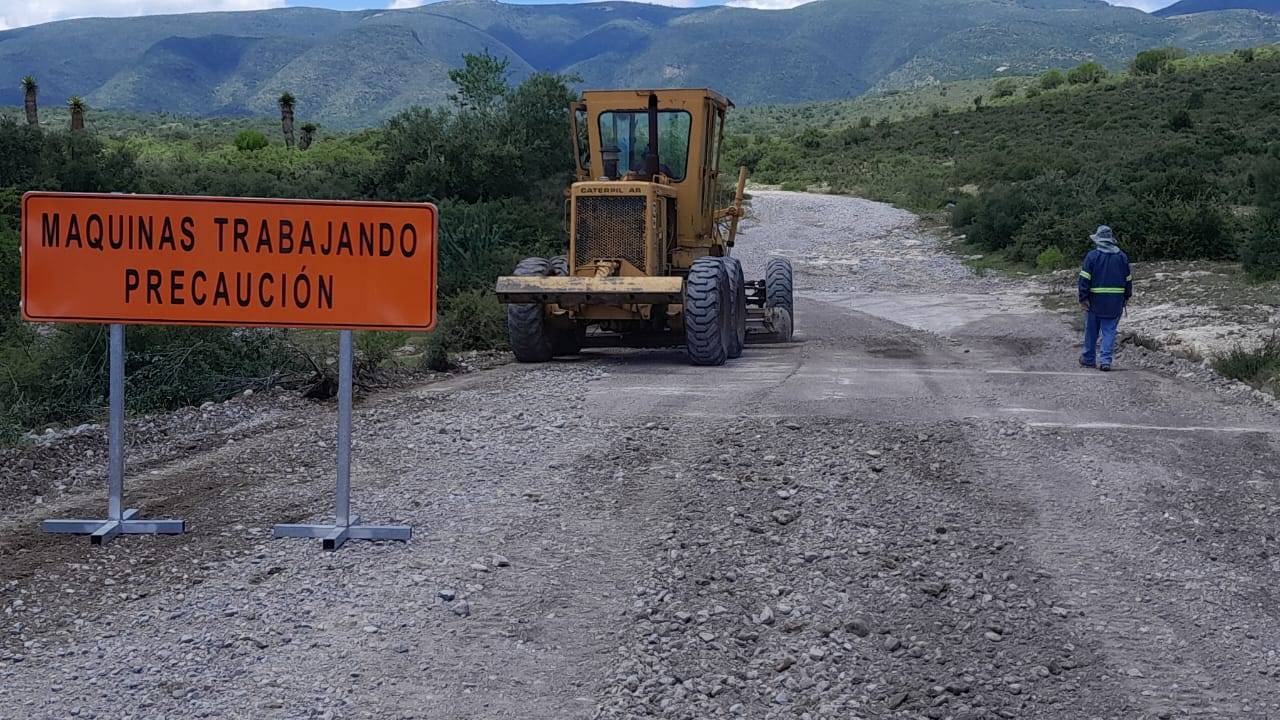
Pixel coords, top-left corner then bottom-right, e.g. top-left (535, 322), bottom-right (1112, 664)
top-left (684, 257), bottom-right (730, 366)
top-left (720, 257), bottom-right (746, 359)
top-left (547, 255), bottom-right (581, 356)
top-left (766, 257), bottom-right (794, 342)
top-left (550, 255), bottom-right (570, 278)
top-left (508, 257), bottom-right (555, 363)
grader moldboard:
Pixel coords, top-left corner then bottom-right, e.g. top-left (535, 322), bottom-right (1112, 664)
top-left (493, 88), bottom-right (793, 366)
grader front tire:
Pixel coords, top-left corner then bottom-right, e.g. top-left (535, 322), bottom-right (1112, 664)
top-left (550, 255), bottom-right (570, 278)
top-left (720, 257), bottom-right (747, 359)
top-left (766, 257), bottom-right (794, 342)
top-left (547, 256), bottom-right (582, 356)
top-left (684, 257), bottom-right (731, 366)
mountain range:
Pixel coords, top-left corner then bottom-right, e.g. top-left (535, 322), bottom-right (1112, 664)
top-left (1, 0), bottom-right (1277, 129)
top-left (1155, 0), bottom-right (1280, 17)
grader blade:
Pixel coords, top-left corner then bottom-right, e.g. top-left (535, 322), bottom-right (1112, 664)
top-left (745, 306), bottom-right (793, 344)
top-left (495, 275), bottom-right (684, 305)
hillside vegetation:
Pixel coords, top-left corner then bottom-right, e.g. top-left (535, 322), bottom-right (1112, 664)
top-left (2, 0), bottom-right (1279, 127)
top-left (726, 46), bottom-right (1280, 273)
top-left (733, 77), bottom-right (1038, 137)
top-left (1155, 0), bottom-right (1280, 17)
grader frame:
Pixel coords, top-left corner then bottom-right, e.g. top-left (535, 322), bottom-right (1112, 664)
top-left (494, 88), bottom-right (793, 366)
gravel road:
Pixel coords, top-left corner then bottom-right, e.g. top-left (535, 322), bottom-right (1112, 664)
top-left (3, 190), bottom-right (1280, 720)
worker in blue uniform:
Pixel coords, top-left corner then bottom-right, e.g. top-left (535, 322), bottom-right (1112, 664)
top-left (1078, 225), bottom-right (1132, 371)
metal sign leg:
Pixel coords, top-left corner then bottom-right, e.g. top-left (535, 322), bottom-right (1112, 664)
top-left (42, 324), bottom-right (186, 544)
top-left (273, 329), bottom-right (411, 551)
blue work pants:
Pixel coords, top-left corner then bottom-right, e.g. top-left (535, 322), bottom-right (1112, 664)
top-left (1081, 311), bottom-right (1120, 366)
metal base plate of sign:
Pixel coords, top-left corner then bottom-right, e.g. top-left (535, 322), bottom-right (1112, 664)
top-left (272, 330), bottom-right (411, 551)
top-left (42, 325), bottom-right (186, 544)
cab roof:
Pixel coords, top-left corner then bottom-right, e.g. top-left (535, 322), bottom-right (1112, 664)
top-left (580, 88), bottom-right (733, 109)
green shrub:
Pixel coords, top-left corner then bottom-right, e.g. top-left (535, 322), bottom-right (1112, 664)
top-left (1242, 209), bottom-right (1280, 280)
top-left (0, 323), bottom-right (306, 434)
top-left (234, 130), bottom-right (269, 152)
top-left (1040, 69), bottom-right (1066, 90)
top-left (1255, 156), bottom-right (1280, 210)
top-left (0, 225), bottom-right (18, 331)
top-left (991, 79), bottom-right (1018, 99)
top-left (951, 184), bottom-right (1033, 251)
top-left (1213, 334), bottom-right (1280, 395)
top-left (355, 330), bottom-right (411, 372)
top-left (122, 326), bottom-right (305, 412)
top-left (1034, 245), bottom-right (1067, 272)
top-left (1067, 62), bottom-right (1108, 85)
top-left (424, 290), bottom-right (509, 370)
top-left (437, 207), bottom-right (517, 298)
top-left (1130, 47), bottom-right (1187, 76)
top-left (1122, 198), bottom-right (1235, 260)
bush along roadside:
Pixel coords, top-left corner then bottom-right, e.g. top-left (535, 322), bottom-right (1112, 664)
top-left (1213, 335), bottom-right (1280, 397)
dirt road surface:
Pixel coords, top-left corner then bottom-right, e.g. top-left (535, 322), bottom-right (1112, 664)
top-left (3, 191), bottom-right (1279, 720)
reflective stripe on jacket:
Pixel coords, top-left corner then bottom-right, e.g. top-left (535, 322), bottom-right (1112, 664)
top-left (1078, 248), bottom-right (1132, 318)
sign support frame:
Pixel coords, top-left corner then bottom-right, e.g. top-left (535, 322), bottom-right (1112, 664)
top-left (41, 324), bottom-right (187, 544)
top-left (271, 330), bottom-right (412, 551)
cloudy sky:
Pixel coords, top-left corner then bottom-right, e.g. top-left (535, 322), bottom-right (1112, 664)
top-left (0, 0), bottom-right (1182, 32)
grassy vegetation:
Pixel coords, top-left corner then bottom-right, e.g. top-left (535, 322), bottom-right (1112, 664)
top-left (1214, 335), bottom-right (1280, 396)
top-left (0, 106), bottom-right (284, 144)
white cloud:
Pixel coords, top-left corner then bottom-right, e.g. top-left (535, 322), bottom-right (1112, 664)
top-left (724, 0), bottom-right (813, 8)
top-left (1104, 0), bottom-right (1177, 10)
top-left (387, 0), bottom-right (698, 7)
top-left (0, 0), bottom-right (286, 31)
top-left (1100, 0), bottom-right (1177, 9)
top-left (613, 0), bottom-right (701, 6)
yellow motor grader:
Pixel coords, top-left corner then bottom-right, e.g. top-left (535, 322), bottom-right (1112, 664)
top-left (493, 88), bottom-right (793, 366)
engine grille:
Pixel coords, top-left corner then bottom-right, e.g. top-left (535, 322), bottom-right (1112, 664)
top-left (575, 196), bottom-right (647, 272)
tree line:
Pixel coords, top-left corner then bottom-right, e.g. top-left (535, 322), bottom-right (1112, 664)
top-left (22, 74), bottom-right (321, 151)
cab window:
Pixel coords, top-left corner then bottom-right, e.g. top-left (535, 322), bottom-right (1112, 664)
top-left (598, 110), bottom-right (692, 181)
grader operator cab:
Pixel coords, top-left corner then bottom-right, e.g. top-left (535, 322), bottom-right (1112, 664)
top-left (494, 88), bottom-right (793, 366)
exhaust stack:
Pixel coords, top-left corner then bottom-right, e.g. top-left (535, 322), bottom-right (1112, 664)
top-left (644, 93), bottom-right (659, 179)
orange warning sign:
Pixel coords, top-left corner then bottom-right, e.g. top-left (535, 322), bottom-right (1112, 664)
top-left (20, 192), bottom-right (437, 331)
